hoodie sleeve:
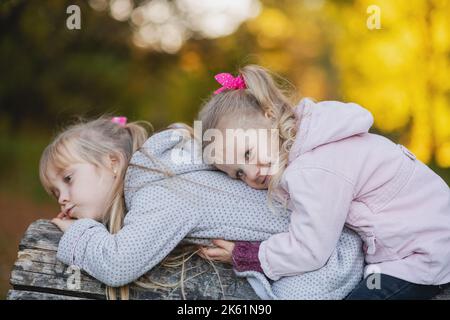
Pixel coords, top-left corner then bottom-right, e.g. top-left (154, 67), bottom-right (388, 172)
top-left (56, 184), bottom-right (198, 287)
top-left (258, 166), bottom-right (355, 281)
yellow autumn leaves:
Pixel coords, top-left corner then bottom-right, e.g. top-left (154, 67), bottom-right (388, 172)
top-left (334, 0), bottom-right (450, 166)
top-left (245, 0), bottom-right (450, 167)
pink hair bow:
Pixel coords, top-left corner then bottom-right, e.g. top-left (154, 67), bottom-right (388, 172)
top-left (213, 73), bottom-right (246, 95)
top-left (111, 116), bottom-right (127, 126)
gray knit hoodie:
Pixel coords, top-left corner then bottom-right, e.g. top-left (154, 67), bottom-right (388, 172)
top-left (56, 129), bottom-right (364, 299)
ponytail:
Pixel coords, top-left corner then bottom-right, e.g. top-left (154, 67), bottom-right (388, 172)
top-left (126, 121), bottom-right (154, 154)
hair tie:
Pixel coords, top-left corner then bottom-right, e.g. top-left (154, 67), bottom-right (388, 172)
top-left (111, 116), bottom-right (127, 127)
top-left (213, 73), bottom-right (246, 95)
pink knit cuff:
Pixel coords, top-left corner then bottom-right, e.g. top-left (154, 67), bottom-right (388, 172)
top-left (232, 241), bottom-right (264, 273)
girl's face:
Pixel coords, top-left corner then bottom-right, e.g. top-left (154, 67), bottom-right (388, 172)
top-left (46, 158), bottom-right (116, 221)
top-left (213, 114), bottom-right (280, 190)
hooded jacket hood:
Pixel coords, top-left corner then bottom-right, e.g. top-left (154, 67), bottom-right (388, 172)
top-left (288, 98), bottom-right (374, 163)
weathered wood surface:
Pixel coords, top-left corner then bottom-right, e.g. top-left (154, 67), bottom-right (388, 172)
top-left (7, 219), bottom-right (259, 300)
top-left (8, 219), bottom-right (450, 300)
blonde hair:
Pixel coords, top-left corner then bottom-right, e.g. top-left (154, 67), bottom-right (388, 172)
top-left (39, 115), bottom-right (151, 300)
top-left (198, 65), bottom-right (300, 207)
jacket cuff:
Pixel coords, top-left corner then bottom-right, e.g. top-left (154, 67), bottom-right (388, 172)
top-left (56, 218), bottom-right (103, 266)
top-left (258, 240), bottom-right (280, 281)
top-left (232, 241), bottom-right (264, 273)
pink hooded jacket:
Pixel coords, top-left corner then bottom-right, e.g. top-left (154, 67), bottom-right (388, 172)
top-left (259, 98), bottom-right (450, 285)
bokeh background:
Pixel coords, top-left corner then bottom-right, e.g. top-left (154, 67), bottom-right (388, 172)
top-left (1, 0), bottom-right (449, 298)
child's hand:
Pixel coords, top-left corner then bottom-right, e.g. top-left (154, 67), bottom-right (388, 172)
top-left (52, 211), bottom-right (76, 232)
top-left (197, 239), bottom-right (235, 264)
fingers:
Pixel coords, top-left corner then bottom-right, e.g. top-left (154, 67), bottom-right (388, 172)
top-left (198, 247), bottom-right (232, 264)
top-left (196, 246), bottom-right (222, 258)
top-left (212, 239), bottom-right (235, 251)
top-left (202, 247), bottom-right (228, 257)
top-left (196, 240), bottom-right (235, 264)
top-left (56, 211), bottom-right (67, 219)
top-left (51, 218), bottom-right (63, 230)
top-left (196, 250), bottom-right (208, 260)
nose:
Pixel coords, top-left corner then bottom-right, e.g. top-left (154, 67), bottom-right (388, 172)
top-left (257, 151), bottom-right (272, 168)
top-left (58, 190), bottom-right (69, 206)
top-left (244, 165), bottom-right (260, 182)
top-left (258, 160), bottom-right (273, 176)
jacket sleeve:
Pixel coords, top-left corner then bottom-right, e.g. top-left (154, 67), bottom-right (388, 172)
top-left (259, 167), bottom-right (354, 281)
top-left (56, 184), bottom-right (198, 287)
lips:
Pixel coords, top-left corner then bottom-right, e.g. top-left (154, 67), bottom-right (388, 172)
top-left (65, 205), bottom-right (75, 218)
top-left (261, 175), bottom-right (270, 185)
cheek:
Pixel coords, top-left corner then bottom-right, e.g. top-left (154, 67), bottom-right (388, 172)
top-left (243, 176), bottom-right (255, 185)
top-left (83, 177), bottom-right (113, 220)
top-left (262, 138), bottom-right (276, 158)
top-left (97, 174), bottom-right (116, 201)
top-left (78, 173), bottom-right (112, 204)
top-left (215, 164), bottom-right (230, 175)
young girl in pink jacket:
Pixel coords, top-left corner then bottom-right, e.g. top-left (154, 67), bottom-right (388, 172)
top-left (196, 65), bottom-right (450, 299)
